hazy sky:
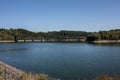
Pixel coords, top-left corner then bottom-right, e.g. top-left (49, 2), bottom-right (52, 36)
top-left (0, 0), bottom-right (120, 32)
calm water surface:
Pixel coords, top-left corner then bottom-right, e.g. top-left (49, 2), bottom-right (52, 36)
top-left (0, 43), bottom-right (120, 80)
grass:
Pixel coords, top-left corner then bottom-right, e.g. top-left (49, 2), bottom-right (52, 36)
top-left (97, 74), bottom-right (120, 80)
top-left (21, 72), bottom-right (60, 80)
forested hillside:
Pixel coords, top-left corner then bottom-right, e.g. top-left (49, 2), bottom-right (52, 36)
top-left (0, 28), bottom-right (120, 41)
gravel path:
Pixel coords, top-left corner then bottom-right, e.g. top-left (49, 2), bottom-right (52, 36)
top-left (0, 61), bottom-right (23, 80)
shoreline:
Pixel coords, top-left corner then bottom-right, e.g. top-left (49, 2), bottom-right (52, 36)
top-left (1, 40), bottom-right (120, 43)
top-left (0, 61), bottom-right (59, 80)
top-left (93, 40), bottom-right (120, 43)
top-left (1, 61), bottom-right (120, 80)
top-left (0, 40), bottom-right (86, 43)
top-left (0, 61), bottom-right (24, 80)
top-left (0, 41), bottom-right (15, 43)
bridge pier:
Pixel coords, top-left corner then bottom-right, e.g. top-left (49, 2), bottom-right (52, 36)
top-left (41, 38), bottom-right (43, 42)
top-left (24, 37), bottom-right (26, 42)
top-left (14, 36), bottom-right (18, 42)
top-left (32, 37), bottom-right (34, 42)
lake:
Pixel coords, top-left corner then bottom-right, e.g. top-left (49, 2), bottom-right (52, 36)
top-left (0, 42), bottom-right (120, 80)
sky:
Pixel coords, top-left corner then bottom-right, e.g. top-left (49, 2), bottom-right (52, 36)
top-left (0, 0), bottom-right (120, 32)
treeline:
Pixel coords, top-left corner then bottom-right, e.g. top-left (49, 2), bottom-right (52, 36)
top-left (0, 28), bottom-right (120, 41)
top-left (87, 29), bottom-right (120, 41)
top-left (0, 28), bottom-right (87, 40)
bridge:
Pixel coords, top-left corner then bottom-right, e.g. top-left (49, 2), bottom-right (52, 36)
top-left (14, 36), bottom-right (86, 42)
